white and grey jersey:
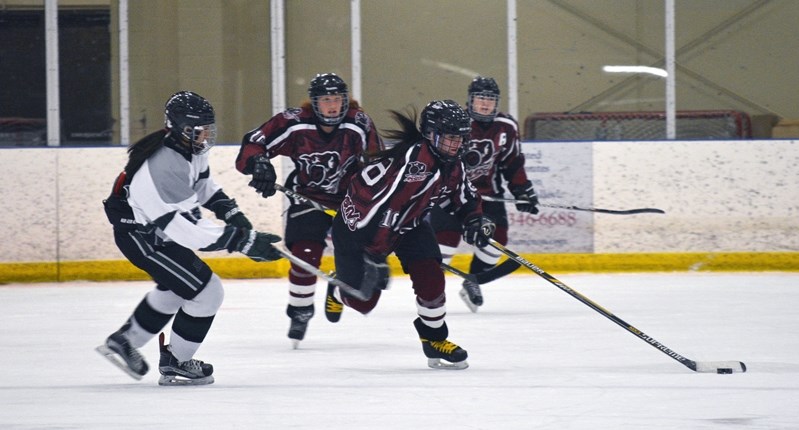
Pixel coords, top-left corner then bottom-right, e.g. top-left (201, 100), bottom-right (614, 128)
top-left (127, 144), bottom-right (226, 250)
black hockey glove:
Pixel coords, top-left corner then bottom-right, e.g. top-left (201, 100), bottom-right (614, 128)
top-left (510, 181), bottom-right (540, 214)
top-left (247, 154), bottom-right (277, 198)
top-left (208, 197), bottom-right (253, 229)
top-left (362, 253), bottom-right (390, 293)
top-left (462, 214), bottom-right (496, 248)
top-left (236, 229), bottom-right (283, 262)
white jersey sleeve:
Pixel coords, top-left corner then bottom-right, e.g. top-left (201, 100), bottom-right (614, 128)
top-left (128, 146), bottom-right (229, 250)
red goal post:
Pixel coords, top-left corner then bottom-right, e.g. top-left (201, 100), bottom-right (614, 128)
top-left (524, 110), bottom-right (752, 141)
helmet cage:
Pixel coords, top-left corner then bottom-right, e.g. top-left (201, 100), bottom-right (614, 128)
top-left (431, 133), bottom-right (466, 160)
top-left (308, 73), bottom-right (349, 126)
top-left (180, 123), bottom-right (217, 155)
top-left (467, 76), bottom-right (500, 122)
top-left (467, 92), bottom-right (499, 122)
top-left (421, 100), bottom-right (471, 162)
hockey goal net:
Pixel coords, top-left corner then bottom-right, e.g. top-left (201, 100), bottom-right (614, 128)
top-left (524, 110), bottom-right (752, 141)
top-left (0, 117), bottom-right (47, 146)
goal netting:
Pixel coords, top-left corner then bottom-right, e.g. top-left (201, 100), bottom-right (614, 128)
top-left (524, 110), bottom-right (752, 141)
top-left (0, 117), bottom-right (47, 146)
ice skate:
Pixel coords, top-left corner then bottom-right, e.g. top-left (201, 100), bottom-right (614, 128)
top-left (157, 333), bottom-right (214, 386)
top-left (459, 275), bottom-right (483, 313)
top-left (325, 282), bottom-right (343, 323)
top-left (421, 338), bottom-right (469, 370)
top-left (96, 329), bottom-right (149, 380)
top-left (287, 304), bottom-right (314, 349)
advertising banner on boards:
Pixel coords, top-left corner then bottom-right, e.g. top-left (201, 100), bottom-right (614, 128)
top-left (454, 141), bottom-right (594, 254)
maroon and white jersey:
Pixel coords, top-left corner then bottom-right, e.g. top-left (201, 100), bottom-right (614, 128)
top-left (460, 112), bottom-right (529, 196)
top-left (340, 142), bottom-right (482, 257)
top-left (236, 105), bottom-right (383, 208)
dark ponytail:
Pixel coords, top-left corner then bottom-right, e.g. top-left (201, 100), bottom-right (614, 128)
top-left (124, 129), bottom-right (167, 177)
top-left (367, 108), bottom-right (424, 163)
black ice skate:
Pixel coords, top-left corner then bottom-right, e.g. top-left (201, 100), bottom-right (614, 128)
top-left (325, 282), bottom-right (343, 323)
top-left (459, 275), bottom-right (483, 313)
top-left (157, 333), bottom-right (214, 386)
top-left (96, 329), bottom-right (149, 380)
top-left (421, 338), bottom-right (469, 370)
top-left (287, 304), bottom-right (314, 349)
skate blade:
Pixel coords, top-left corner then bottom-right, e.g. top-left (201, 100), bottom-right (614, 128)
top-left (158, 374), bottom-right (214, 386)
top-left (459, 289), bottom-right (479, 313)
top-left (291, 339), bottom-right (301, 350)
top-left (95, 345), bottom-right (144, 381)
top-left (427, 358), bottom-right (469, 370)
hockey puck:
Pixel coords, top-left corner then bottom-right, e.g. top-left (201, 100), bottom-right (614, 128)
top-left (717, 368), bottom-right (733, 374)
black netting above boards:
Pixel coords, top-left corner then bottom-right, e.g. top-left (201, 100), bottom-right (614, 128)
top-left (524, 111), bottom-right (752, 141)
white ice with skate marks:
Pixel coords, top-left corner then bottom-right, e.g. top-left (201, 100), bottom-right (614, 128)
top-left (1, 272), bottom-right (799, 429)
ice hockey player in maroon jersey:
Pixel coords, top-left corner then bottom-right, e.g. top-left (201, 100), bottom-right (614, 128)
top-left (235, 73), bottom-right (383, 347)
top-left (430, 76), bottom-right (540, 312)
top-left (328, 100), bottom-right (496, 369)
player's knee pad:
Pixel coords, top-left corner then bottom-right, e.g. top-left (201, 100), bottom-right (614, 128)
top-left (144, 286), bottom-right (184, 315)
top-left (182, 274), bottom-right (224, 318)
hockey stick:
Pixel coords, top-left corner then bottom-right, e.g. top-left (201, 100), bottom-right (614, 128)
top-left (441, 257), bottom-right (520, 285)
top-left (273, 247), bottom-right (369, 301)
top-left (275, 183), bottom-right (519, 285)
top-left (439, 261), bottom-right (478, 283)
top-left (481, 195), bottom-right (665, 215)
top-left (274, 183), bottom-right (334, 215)
top-left (486, 238), bottom-right (746, 374)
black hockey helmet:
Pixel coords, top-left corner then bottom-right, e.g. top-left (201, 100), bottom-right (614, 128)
top-left (467, 76), bottom-right (500, 122)
top-left (164, 91), bottom-right (216, 155)
top-left (308, 73), bottom-right (349, 126)
top-left (420, 99), bottom-right (471, 162)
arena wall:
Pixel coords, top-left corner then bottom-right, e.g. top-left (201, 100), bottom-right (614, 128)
top-left (1, 139), bottom-right (797, 283)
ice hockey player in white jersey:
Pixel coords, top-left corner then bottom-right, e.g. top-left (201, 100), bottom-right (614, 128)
top-left (97, 91), bottom-right (283, 386)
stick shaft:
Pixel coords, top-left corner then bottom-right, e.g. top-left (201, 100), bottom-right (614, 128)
top-left (481, 195), bottom-right (665, 215)
top-left (274, 248), bottom-right (367, 301)
top-left (486, 239), bottom-right (700, 371)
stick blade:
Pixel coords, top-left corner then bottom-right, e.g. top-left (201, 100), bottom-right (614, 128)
top-left (692, 360), bottom-right (747, 374)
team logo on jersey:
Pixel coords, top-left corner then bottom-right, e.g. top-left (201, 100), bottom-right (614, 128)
top-left (340, 195), bottom-right (362, 231)
top-left (461, 138), bottom-right (497, 181)
top-left (282, 108), bottom-right (303, 121)
top-left (354, 111), bottom-right (371, 132)
top-left (297, 151), bottom-right (352, 193)
top-left (403, 161), bottom-right (432, 183)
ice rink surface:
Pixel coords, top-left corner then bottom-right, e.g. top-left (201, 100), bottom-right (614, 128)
top-left (2, 271), bottom-right (798, 429)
